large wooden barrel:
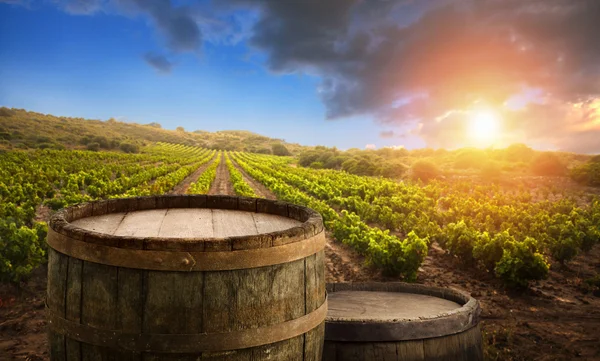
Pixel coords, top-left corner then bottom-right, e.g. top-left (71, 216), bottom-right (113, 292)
top-left (47, 195), bottom-right (327, 361)
top-left (323, 282), bottom-right (482, 361)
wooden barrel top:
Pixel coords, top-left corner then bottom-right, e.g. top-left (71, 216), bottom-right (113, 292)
top-left (48, 195), bottom-right (325, 271)
top-left (325, 282), bottom-right (481, 342)
top-left (72, 209), bottom-right (301, 239)
top-left (328, 291), bottom-right (460, 321)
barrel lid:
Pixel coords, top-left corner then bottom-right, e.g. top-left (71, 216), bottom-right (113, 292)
top-left (325, 282), bottom-right (481, 342)
top-left (49, 195), bottom-right (324, 252)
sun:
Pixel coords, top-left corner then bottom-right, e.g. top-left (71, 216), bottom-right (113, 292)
top-left (468, 109), bottom-right (502, 144)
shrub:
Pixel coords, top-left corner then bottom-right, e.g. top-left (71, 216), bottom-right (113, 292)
top-left (271, 143), bottom-right (292, 156)
top-left (442, 220), bottom-right (477, 263)
top-left (310, 161), bottom-right (324, 169)
top-left (570, 157), bottom-right (600, 187)
top-left (411, 159), bottom-right (441, 181)
top-left (87, 142), bottom-right (100, 151)
top-left (0, 222), bottom-right (46, 283)
top-left (495, 237), bottom-right (549, 288)
top-left (379, 160), bottom-right (408, 178)
top-left (531, 153), bottom-right (565, 176)
top-left (120, 142), bottom-right (139, 153)
top-left (256, 148), bottom-right (271, 154)
top-left (473, 231), bottom-right (513, 271)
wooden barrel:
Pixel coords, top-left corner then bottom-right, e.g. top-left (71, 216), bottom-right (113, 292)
top-left (323, 282), bottom-right (482, 361)
top-left (46, 195), bottom-right (327, 360)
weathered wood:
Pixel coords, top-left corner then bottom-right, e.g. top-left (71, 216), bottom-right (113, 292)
top-left (47, 196), bottom-right (326, 361)
top-left (112, 209), bottom-right (167, 237)
top-left (47, 248), bottom-right (68, 361)
top-left (305, 251), bottom-right (326, 360)
top-left (73, 212), bottom-right (126, 235)
top-left (65, 257), bottom-right (83, 361)
top-left (73, 209), bottom-right (302, 240)
top-left (143, 271), bottom-right (204, 361)
top-left (327, 291), bottom-right (460, 321)
top-left (158, 208), bottom-right (213, 238)
top-left (395, 340), bottom-right (425, 361)
top-left (80, 261), bottom-right (118, 361)
top-left (323, 282), bottom-right (483, 361)
top-left (212, 209), bottom-right (258, 238)
top-left (252, 212), bottom-right (301, 234)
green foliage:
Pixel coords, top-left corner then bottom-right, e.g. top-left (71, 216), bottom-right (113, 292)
top-left (0, 221), bottom-right (46, 283)
top-left (473, 231), bottom-right (513, 271)
top-left (309, 161), bottom-right (324, 169)
top-left (442, 221), bottom-right (477, 263)
top-left (120, 142), bottom-right (139, 153)
top-left (495, 237), bottom-right (549, 288)
top-left (271, 143), bottom-right (292, 156)
top-left (411, 160), bottom-right (440, 181)
top-left (225, 153), bottom-right (256, 197)
top-left (86, 142), bottom-right (100, 151)
top-left (570, 156), bottom-right (600, 187)
top-left (188, 152), bottom-right (221, 194)
top-left (504, 143), bottom-right (535, 162)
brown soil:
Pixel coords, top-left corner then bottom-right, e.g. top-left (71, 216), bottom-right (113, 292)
top-left (208, 153), bottom-right (234, 196)
top-left (0, 267), bottom-right (48, 361)
top-left (34, 205), bottom-right (52, 224)
top-left (324, 232), bottom-right (381, 283)
top-left (169, 156), bottom-right (217, 195)
top-left (418, 243), bottom-right (600, 361)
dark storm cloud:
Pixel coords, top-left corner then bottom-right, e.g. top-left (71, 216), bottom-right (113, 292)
top-left (143, 52), bottom-right (172, 73)
top-left (116, 0), bottom-right (202, 52)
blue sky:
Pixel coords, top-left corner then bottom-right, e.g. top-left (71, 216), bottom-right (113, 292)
top-left (1, 1), bottom-right (599, 153)
top-left (0, 1), bottom-right (420, 150)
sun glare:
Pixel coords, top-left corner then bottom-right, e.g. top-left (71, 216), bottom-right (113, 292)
top-left (468, 110), bottom-right (501, 144)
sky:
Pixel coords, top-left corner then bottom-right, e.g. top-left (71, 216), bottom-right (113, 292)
top-left (0, 0), bottom-right (599, 153)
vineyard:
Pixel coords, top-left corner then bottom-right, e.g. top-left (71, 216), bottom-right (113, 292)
top-left (1, 143), bottom-right (599, 286)
top-left (1, 143), bottom-right (600, 360)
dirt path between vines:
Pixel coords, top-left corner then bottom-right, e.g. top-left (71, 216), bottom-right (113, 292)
top-left (231, 160), bottom-right (276, 200)
top-left (169, 155), bottom-right (216, 195)
top-left (208, 153), bottom-right (234, 196)
top-left (418, 243), bottom-right (600, 361)
top-left (230, 157), bottom-right (376, 284)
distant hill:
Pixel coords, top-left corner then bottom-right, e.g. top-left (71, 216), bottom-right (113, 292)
top-left (0, 107), bottom-right (306, 154)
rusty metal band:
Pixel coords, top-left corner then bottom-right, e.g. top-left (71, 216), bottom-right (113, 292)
top-left (47, 297), bottom-right (327, 353)
top-left (47, 229), bottom-right (326, 271)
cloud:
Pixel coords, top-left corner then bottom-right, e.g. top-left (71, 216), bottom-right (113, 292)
top-left (143, 52), bottom-right (172, 73)
top-left (223, 0), bottom-right (600, 152)
top-left (37, 0), bottom-right (600, 152)
top-left (365, 144), bottom-right (376, 150)
top-left (116, 0), bottom-right (202, 52)
top-left (53, 0), bottom-right (104, 14)
top-left (379, 130), bottom-right (395, 139)
top-left (0, 0), bottom-right (32, 6)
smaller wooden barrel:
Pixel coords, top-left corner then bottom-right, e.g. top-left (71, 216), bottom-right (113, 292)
top-left (323, 282), bottom-right (482, 361)
top-left (47, 195), bottom-right (327, 361)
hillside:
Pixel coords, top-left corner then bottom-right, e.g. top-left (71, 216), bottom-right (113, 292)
top-left (0, 107), bottom-right (306, 155)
